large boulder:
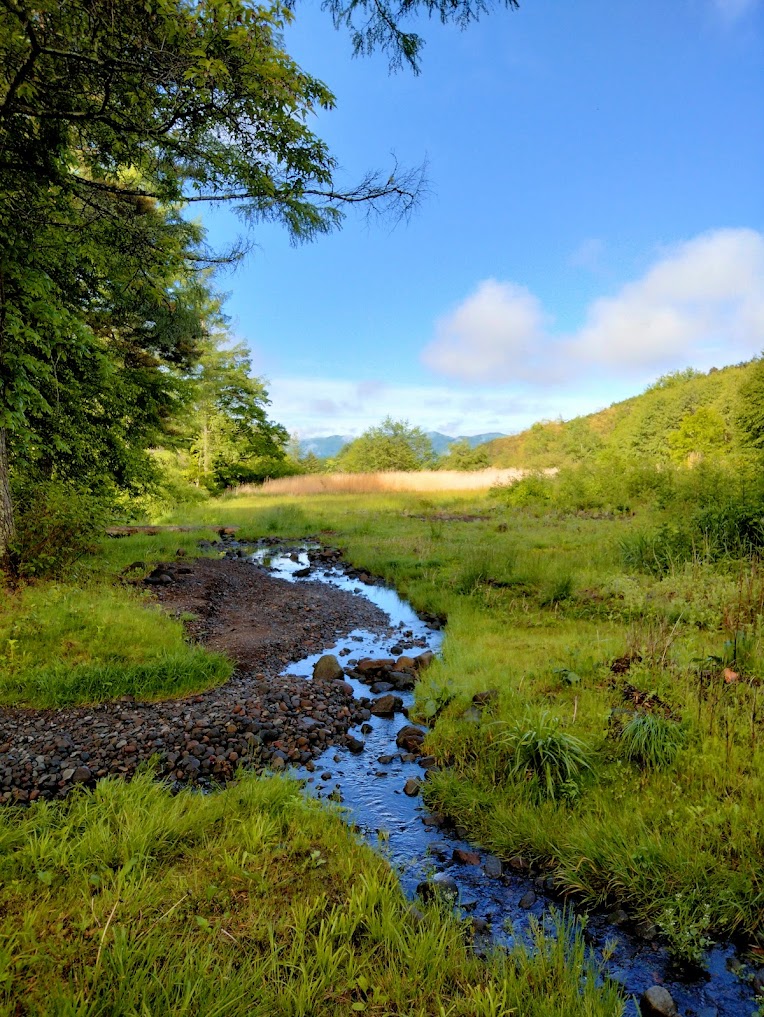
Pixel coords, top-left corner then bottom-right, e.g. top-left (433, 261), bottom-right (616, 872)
top-left (313, 654), bottom-right (344, 681)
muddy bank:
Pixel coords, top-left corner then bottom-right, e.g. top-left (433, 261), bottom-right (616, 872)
top-left (0, 556), bottom-right (403, 803)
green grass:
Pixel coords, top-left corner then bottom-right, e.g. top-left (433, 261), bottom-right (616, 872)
top-left (161, 488), bottom-right (764, 958)
top-left (0, 769), bottom-right (624, 1016)
top-left (0, 546), bottom-right (232, 708)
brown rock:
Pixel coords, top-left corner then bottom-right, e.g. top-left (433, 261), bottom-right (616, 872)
top-left (370, 694), bottom-right (403, 716)
top-left (313, 655), bottom-right (344, 681)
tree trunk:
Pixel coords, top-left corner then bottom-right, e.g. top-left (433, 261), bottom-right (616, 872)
top-left (0, 427), bottom-right (15, 562)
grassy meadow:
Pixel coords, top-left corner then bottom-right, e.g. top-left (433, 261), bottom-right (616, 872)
top-left (165, 464), bottom-right (764, 966)
top-left (0, 529), bottom-right (232, 708)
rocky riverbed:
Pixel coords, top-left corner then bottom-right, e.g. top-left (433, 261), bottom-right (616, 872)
top-left (0, 550), bottom-right (426, 803)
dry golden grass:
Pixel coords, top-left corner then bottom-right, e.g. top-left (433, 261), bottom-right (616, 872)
top-left (245, 468), bottom-right (536, 496)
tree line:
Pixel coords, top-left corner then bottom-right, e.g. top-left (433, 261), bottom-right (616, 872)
top-left (0, 0), bottom-right (516, 571)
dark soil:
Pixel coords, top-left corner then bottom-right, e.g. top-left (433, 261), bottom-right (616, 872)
top-left (0, 556), bottom-right (394, 803)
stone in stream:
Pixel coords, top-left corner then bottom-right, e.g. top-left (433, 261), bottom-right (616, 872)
top-left (416, 872), bottom-right (459, 904)
top-left (403, 777), bottom-right (422, 797)
top-left (313, 655), bottom-right (344, 681)
top-left (518, 890), bottom-right (536, 909)
top-left (345, 735), bottom-right (365, 754)
top-left (483, 856), bottom-right (503, 878)
top-left (639, 986), bottom-right (678, 1017)
top-left (370, 694), bottom-right (403, 716)
top-left (370, 681), bottom-right (394, 694)
top-left (396, 725), bottom-right (426, 754)
top-left (452, 848), bottom-right (481, 866)
top-left (415, 650), bottom-right (435, 670)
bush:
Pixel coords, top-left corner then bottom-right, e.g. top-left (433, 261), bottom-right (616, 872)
top-left (6, 481), bottom-right (106, 580)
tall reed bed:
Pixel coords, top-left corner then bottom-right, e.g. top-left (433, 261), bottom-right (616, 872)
top-left (244, 468), bottom-right (541, 496)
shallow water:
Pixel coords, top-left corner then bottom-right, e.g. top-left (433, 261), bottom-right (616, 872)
top-left (246, 540), bottom-right (759, 1017)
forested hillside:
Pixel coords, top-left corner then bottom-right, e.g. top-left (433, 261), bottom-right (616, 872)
top-left (486, 363), bottom-right (759, 469)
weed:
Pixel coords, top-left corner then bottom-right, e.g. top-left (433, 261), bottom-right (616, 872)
top-left (617, 713), bottom-right (686, 770)
top-left (497, 711), bottom-right (594, 801)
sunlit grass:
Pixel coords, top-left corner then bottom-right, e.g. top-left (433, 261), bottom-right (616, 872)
top-left (0, 581), bottom-right (232, 708)
top-left (0, 769), bottom-right (624, 1016)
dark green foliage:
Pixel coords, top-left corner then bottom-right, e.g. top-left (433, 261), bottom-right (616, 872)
top-left (6, 481), bottom-right (106, 580)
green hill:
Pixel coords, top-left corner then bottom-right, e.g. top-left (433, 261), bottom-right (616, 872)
top-left (486, 362), bottom-right (758, 469)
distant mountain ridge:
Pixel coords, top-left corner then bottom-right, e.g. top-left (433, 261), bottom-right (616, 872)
top-left (299, 431), bottom-right (506, 460)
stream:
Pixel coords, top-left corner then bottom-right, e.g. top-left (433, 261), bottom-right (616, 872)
top-left (241, 539), bottom-right (759, 1017)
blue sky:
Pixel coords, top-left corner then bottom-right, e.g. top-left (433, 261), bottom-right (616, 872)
top-left (203, 0), bottom-right (764, 439)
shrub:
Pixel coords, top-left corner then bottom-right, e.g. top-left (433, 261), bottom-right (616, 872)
top-left (6, 480), bottom-right (106, 580)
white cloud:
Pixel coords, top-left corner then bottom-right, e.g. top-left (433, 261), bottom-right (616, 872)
top-left (422, 228), bottom-right (764, 383)
top-left (569, 228), bottom-right (764, 368)
top-left (421, 279), bottom-right (548, 383)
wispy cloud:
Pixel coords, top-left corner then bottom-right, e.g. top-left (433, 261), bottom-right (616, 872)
top-left (712, 0), bottom-right (759, 21)
top-left (422, 228), bottom-right (764, 384)
top-left (267, 376), bottom-right (597, 439)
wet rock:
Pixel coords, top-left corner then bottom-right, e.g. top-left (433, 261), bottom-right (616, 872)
top-left (417, 755), bottom-right (438, 769)
top-left (608, 909), bottom-right (629, 926)
top-left (332, 680), bottom-right (355, 697)
top-left (639, 986), bottom-right (677, 1017)
top-left (471, 917), bottom-right (490, 934)
top-left (415, 650), bottom-right (435, 670)
top-left (634, 919), bottom-right (659, 941)
top-left (453, 848), bottom-right (481, 865)
top-left (294, 567), bottom-right (311, 578)
top-left (508, 855), bottom-right (528, 872)
top-left (396, 724), bottom-right (426, 753)
top-left (483, 856), bottom-right (503, 878)
top-left (402, 777), bottom-right (422, 797)
top-left (313, 655), bottom-right (344, 681)
top-left (370, 681), bottom-right (394, 694)
top-left (417, 872), bottom-right (459, 904)
top-left (377, 754), bottom-right (394, 764)
top-left (360, 723), bottom-right (373, 734)
top-left (345, 735), bottom-right (365, 754)
top-left (518, 890), bottom-right (536, 909)
top-left (396, 655), bottom-right (417, 670)
top-left (370, 694), bottom-right (403, 716)
top-left (389, 671), bottom-right (416, 691)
